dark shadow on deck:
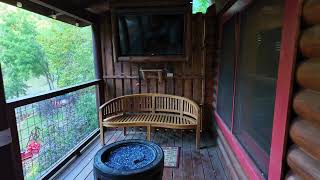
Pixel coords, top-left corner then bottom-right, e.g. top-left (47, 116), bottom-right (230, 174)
top-left (55, 128), bottom-right (231, 180)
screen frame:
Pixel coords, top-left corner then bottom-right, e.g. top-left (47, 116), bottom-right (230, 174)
top-left (111, 7), bottom-right (191, 63)
top-left (214, 0), bottom-right (301, 179)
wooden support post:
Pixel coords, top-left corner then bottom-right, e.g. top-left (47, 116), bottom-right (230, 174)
top-left (201, 15), bottom-right (206, 133)
top-left (0, 65), bottom-right (23, 179)
top-left (92, 21), bottom-right (106, 146)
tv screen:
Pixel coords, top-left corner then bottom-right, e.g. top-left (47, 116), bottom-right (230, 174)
top-left (117, 13), bottom-right (185, 56)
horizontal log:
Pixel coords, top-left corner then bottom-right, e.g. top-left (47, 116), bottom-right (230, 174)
top-left (300, 26), bottom-right (320, 58)
top-left (287, 146), bottom-right (320, 180)
top-left (290, 118), bottom-right (320, 160)
top-left (303, 0), bottom-right (320, 25)
top-left (217, 129), bottom-right (247, 180)
top-left (285, 171), bottom-right (301, 180)
top-left (296, 58), bottom-right (320, 91)
top-left (293, 90), bottom-right (320, 127)
top-left (217, 139), bottom-right (239, 180)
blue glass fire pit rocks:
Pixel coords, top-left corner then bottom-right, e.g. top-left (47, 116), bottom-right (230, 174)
top-left (93, 139), bottom-right (164, 180)
top-left (104, 144), bottom-right (156, 170)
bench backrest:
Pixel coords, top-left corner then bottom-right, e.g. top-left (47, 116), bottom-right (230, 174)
top-left (100, 94), bottom-right (200, 122)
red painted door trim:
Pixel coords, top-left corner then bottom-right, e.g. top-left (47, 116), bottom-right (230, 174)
top-left (268, 0), bottom-right (302, 179)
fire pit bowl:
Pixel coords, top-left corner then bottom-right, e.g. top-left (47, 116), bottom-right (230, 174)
top-left (93, 139), bottom-right (164, 180)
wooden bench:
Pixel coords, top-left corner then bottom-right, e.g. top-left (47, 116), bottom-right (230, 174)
top-left (99, 93), bottom-right (201, 148)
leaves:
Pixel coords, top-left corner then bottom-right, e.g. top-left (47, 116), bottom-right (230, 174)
top-left (0, 9), bottom-right (45, 98)
top-left (0, 4), bottom-right (94, 99)
top-left (192, 0), bottom-right (214, 14)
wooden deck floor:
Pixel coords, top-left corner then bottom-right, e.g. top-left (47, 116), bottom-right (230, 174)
top-left (55, 128), bottom-right (232, 180)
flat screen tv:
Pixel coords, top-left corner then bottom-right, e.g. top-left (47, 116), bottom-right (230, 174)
top-left (113, 9), bottom-right (188, 62)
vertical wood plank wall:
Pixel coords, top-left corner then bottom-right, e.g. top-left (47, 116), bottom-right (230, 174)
top-left (98, 3), bottom-right (216, 128)
top-left (286, 0), bottom-right (320, 179)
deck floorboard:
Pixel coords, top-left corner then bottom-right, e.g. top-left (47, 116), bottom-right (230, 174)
top-left (55, 129), bottom-right (231, 180)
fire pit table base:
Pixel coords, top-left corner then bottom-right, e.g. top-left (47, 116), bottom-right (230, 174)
top-left (93, 139), bottom-right (164, 180)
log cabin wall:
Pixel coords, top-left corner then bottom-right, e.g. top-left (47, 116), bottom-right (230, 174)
top-left (286, 0), bottom-right (320, 179)
top-left (98, 0), bottom-right (217, 129)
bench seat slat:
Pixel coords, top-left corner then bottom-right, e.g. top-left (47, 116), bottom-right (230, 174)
top-left (103, 114), bottom-right (197, 126)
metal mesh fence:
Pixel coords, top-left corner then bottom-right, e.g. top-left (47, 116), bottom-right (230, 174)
top-left (15, 86), bottom-right (98, 180)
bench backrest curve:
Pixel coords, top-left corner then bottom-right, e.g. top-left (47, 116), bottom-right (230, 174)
top-left (100, 94), bottom-right (200, 123)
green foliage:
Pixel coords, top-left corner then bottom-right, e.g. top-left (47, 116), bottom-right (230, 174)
top-left (75, 89), bottom-right (98, 129)
top-left (0, 9), bottom-right (48, 98)
top-left (37, 22), bottom-right (94, 88)
top-left (192, 0), bottom-right (214, 14)
top-left (0, 4), bottom-right (94, 99)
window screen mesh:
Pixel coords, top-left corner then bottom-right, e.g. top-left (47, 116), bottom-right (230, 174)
top-left (233, 0), bottom-right (284, 176)
top-left (217, 17), bottom-right (236, 129)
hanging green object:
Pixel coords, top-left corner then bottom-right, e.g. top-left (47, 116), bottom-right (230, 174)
top-left (192, 0), bottom-right (214, 14)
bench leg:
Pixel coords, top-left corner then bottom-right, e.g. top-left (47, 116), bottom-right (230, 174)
top-left (196, 126), bottom-right (200, 149)
top-left (200, 108), bottom-right (203, 133)
top-left (147, 126), bottom-right (151, 141)
top-left (123, 127), bottom-right (127, 136)
top-left (99, 111), bottom-right (105, 146)
top-left (100, 127), bottom-right (105, 146)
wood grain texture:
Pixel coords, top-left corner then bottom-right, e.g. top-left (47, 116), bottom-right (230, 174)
top-left (217, 129), bottom-right (247, 180)
top-left (56, 130), bottom-right (230, 180)
top-left (300, 25), bottom-right (320, 58)
top-left (296, 58), bottom-right (320, 91)
top-left (302, 0), bottom-right (320, 25)
top-left (289, 118), bottom-right (320, 160)
top-left (99, 6), bottom-right (216, 128)
top-left (287, 146), bottom-right (320, 180)
top-left (293, 89), bottom-right (320, 127)
top-left (102, 12), bottom-right (116, 99)
top-left (286, 1), bottom-right (320, 178)
top-left (99, 93), bottom-right (201, 148)
top-left (217, 138), bottom-right (239, 180)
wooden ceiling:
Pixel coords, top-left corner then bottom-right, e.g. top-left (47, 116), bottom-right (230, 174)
top-left (0, 0), bottom-right (191, 26)
top-left (0, 0), bottom-right (109, 26)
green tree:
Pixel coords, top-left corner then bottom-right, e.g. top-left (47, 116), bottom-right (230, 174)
top-left (0, 9), bottom-right (50, 98)
top-left (0, 8), bottom-right (94, 98)
top-left (37, 22), bottom-right (94, 88)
